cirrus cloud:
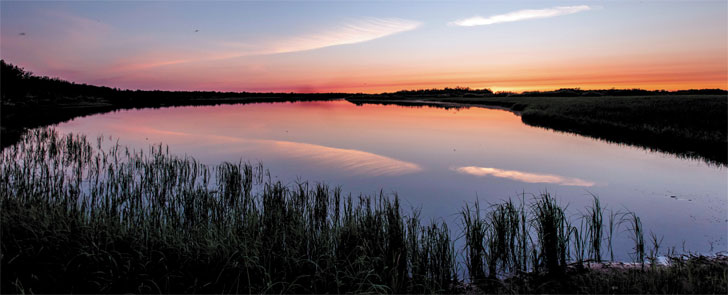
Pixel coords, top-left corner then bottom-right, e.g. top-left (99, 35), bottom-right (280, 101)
top-left (270, 17), bottom-right (422, 54)
top-left (108, 17), bottom-right (421, 72)
top-left (451, 5), bottom-right (591, 27)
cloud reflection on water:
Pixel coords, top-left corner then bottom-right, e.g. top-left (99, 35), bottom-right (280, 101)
top-left (271, 141), bottom-right (422, 177)
top-left (455, 166), bottom-right (595, 187)
top-left (121, 126), bottom-right (422, 177)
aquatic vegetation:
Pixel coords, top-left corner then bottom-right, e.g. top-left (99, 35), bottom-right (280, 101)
top-left (1, 129), bottom-right (726, 293)
top-left (0, 129), bottom-right (455, 293)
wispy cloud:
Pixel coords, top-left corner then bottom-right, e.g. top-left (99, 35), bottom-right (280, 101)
top-left (43, 10), bottom-right (112, 38)
top-left (454, 166), bottom-right (595, 187)
top-left (451, 5), bottom-right (591, 27)
top-left (269, 18), bottom-right (421, 54)
top-left (109, 17), bottom-right (421, 71)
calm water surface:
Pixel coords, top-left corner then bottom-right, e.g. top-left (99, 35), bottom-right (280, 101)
top-left (54, 100), bottom-right (727, 256)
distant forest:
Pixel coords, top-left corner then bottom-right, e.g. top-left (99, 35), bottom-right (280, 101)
top-left (2, 60), bottom-right (725, 104)
top-left (0, 60), bottom-right (344, 107)
top-left (386, 86), bottom-right (727, 97)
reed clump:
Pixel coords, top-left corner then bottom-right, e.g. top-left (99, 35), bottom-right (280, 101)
top-left (458, 194), bottom-right (728, 294)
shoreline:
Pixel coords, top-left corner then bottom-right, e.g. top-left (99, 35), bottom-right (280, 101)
top-left (346, 95), bottom-right (727, 166)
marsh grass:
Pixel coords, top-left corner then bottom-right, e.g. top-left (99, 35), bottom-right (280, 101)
top-left (461, 194), bottom-right (610, 279)
top-left (1, 129), bottom-right (455, 293)
top-left (496, 253), bottom-right (728, 294)
top-left (458, 195), bottom-right (728, 294)
top-left (627, 212), bottom-right (646, 269)
top-left (2, 129), bottom-right (726, 294)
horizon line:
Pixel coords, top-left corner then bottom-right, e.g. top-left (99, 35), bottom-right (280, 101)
top-left (2, 59), bottom-right (726, 95)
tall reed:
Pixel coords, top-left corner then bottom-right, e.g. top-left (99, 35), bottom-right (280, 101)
top-left (532, 194), bottom-right (570, 274)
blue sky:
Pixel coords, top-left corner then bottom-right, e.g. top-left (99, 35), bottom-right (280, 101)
top-left (2, 0), bottom-right (726, 92)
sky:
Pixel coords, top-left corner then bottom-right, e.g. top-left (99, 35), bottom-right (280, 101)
top-left (1, 1), bottom-right (726, 93)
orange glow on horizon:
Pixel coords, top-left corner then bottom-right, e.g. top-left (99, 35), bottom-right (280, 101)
top-left (279, 73), bottom-right (728, 94)
top-left (87, 50), bottom-right (726, 94)
top-left (289, 53), bottom-right (728, 93)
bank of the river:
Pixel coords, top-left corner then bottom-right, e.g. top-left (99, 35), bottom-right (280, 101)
top-left (465, 255), bottom-right (728, 294)
top-left (347, 94), bottom-right (728, 165)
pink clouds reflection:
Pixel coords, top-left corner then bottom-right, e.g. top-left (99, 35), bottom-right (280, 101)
top-left (455, 166), bottom-right (595, 187)
top-left (271, 141), bottom-right (422, 177)
top-left (119, 126), bottom-right (422, 177)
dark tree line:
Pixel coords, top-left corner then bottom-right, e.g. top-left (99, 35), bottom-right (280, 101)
top-left (0, 60), bottom-right (346, 107)
top-left (516, 88), bottom-right (726, 97)
top-left (382, 86), bottom-right (725, 98)
top-left (1, 60), bottom-right (122, 103)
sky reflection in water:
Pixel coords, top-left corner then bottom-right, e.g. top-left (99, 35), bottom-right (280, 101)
top-left (129, 126), bottom-right (422, 177)
top-left (53, 100), bottom-right (728, 257)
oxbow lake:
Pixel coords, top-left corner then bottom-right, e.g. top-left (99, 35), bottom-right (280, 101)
top-left (53, 100), bottom-right (727, 258)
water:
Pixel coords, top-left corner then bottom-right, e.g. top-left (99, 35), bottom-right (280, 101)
top-left (53, 100), bottom-right (727, 257)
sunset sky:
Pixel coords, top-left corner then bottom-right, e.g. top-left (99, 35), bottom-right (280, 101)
top-left (1, 1), bottom-right (726, 93)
